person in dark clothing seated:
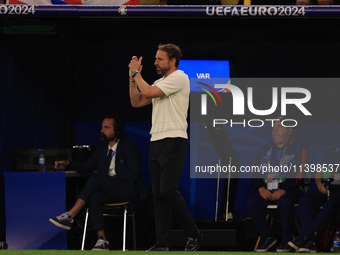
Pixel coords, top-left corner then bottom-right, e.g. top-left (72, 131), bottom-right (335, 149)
top-left (247, 118), bottom-right (308, 252)
top-left (49, 113), bottom-right (145, 251)
top-left (288, 147), bottom-right (340, 253)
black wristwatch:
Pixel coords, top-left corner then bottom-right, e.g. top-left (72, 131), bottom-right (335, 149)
top-left (131, 70), bottom-right (140, 77)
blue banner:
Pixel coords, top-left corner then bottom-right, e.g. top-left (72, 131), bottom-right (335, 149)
top-left (1, 5), bottom-right (340, 18)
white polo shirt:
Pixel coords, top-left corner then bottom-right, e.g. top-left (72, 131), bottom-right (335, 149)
top-left (150, 70), bottom-right (190, 141)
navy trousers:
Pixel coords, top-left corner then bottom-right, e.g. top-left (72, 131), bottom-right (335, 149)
top-left (247, 190), bottom-right (300, 244)
top-left (78, 174), bottom-right (139, 230)
top-left (299, 188), bottom-right (340, 240)
top-left (149, 138), bottom-right (197, 246)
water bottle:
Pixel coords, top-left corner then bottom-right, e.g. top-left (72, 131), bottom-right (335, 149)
top-left (38, 149), bottom-right (46, 172)
top-left (333, 231), bottom-right (340, 252)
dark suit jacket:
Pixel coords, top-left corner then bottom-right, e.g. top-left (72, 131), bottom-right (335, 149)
top-left (68, 139), bottom-right (146, 199)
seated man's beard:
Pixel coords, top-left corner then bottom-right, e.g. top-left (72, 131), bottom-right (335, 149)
top-left (101, 133), bottom-right (115, 142)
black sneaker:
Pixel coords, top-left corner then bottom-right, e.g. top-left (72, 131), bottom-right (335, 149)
top-left (277, 242), bottom-right (292, 252)
top-left (49, 212), bottom-right (73, 230)
top-left (146, 245), bottom-right (169, 251)
top-left (288, 235), bottom-right (309, 250)
top-left (256, 237), bottom-right (277, 252)
top-left (298, 240), bottom-right (316, 253)
top-left (185, 230), bottom-right (203, 251)
top-left (92, 237), bottom-right (110, 251)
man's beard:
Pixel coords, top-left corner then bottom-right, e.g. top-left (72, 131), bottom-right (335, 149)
top-left (101, 133), bottom-right (116, 142)
top-left (156, 65), bottom-right (170, 76)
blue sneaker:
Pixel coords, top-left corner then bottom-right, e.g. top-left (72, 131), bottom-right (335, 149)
top-left (256, 237), bottom-right (277, 252)
top-left (277, 242), bottom-right (292, 252)
top-left (298, 240), bottom-right (316, 253)
top-left (49, 212), bottom-right (73, 230)
top-left (288, 235), bottom-right (309, 250)
top-left (92, 237), bottom-right (110, 251)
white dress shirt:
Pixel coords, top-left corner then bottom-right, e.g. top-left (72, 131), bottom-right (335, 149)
top-left (108, 140), bottom-right (119, 176)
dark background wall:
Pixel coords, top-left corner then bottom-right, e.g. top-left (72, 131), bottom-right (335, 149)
top-left (1, 15), bottom-right (340, 238)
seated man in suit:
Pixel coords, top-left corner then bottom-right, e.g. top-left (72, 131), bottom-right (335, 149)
top-left (247, 118), bottom-right (308, 252)
top-left (49, 112), bottom-right (145, 251)
top-left (288, 147), bottom-right (340, 253)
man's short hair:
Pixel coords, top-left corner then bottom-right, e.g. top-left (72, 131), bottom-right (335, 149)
top-left (158, 43), bottom-right (182, 67)
top-left (105, 112), bottom-right (125, 139)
